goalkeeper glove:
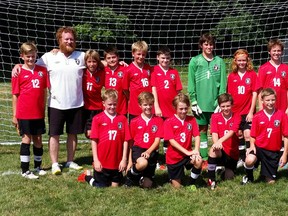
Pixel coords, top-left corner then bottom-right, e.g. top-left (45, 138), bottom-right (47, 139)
top-left (191, 104), bottom-right (202, 116)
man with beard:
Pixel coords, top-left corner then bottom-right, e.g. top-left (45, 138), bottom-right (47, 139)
top-left (35, 26), bottom-right (86, 174)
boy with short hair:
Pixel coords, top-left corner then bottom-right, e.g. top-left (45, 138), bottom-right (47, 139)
top-left (82, 49), bottom-right (105, 138)
top-left (12, 41), bottom-right (50, 179)
top-left (207, 93), bottom-right (241, 190)
top-left (104, 46), bottom-right (128, 115)
top-left (242, 88), bottom-right (288, 184)
top-left (188, 33), bottom-right (227, 168)
top-left (81, 89), bottom-right (130, 187)
top-left (258, 39), bottom-right (288, 114)
top-left (125, 92), bottom-right (164, 188)
top-left (123, 41), bottom-right (152, 122)
top-left (164, 93), bottom-right (202, 189)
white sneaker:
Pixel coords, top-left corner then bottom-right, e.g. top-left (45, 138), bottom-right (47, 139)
top-left (52, 163), bottom-right (62, 175)
top-left (22, 171), bottom-right (39, 179)
top-left (66, 162), bottom-right (83, 170)
top-left (237, 159), bottom-right (245, 169)
top-left (34, 167), bottom-right (47, 176)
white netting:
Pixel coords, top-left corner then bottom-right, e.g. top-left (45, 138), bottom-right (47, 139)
top-left (1, 0), bottom-right (287, 144)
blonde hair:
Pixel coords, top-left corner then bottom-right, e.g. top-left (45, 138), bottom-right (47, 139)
top-left (261, 88), bottom-right (276, 99)
top-left (102, 89), bottom-right (118, 101)
top-left (84, 49), bottom-right (104, 70)
top-left (20, 41), bottom-right (37, 55)
top-left (172, 93), bottom-right (190, 109)
top-left (138, 92), bottom-right (154, 105)
top-left (132, 41), bottom-right (148, 53)
top-left (231, 49), bottom-right (254, 72)
top-left (267, 39), bottom-right (284, 52)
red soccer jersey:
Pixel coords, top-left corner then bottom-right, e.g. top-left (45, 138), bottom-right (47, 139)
top-left (250, 109), bottom-right (288, 151)
top-left (82, 69), bottom-right (105, 110)
top-left (11, 65), bottom-right (49, 119)
top-left (105, 65), bottom-right (127, 115)
top-left (130, 114), bottom-right (164, 149)
top-left (210, 113), bottom-right (241, 160)
top-left (151, 65), bottom-right (183, 118)
top-left (258, 62), bottom-right (288, 112)
top-left (227, 70), bottom-right (259, 115)
top-left (90, 111), bottom-right (131, 169)
top-left (164, 115), bottom-right (200, 165)
top-left (123, 62), bottom-right (152, 115)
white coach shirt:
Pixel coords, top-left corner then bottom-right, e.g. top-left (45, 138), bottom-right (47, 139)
top-left (36, 51), bottom-right (86, 110)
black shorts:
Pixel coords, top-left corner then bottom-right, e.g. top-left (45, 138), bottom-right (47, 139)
top-left (18, 119), bottom-right (46, 136)
top-left (83, 109), bottom-right (102, 132)
top-left (217, 150), bottom-right (237, 171)
top-left (132, 145), bottom-right (158, 178)
top-left (167, 157), bottom-right (193, 180)
top-left (93, 168), bottom-right (123, 187)
top-left (255, 146), bottom-right (280, 180)
top-left (239, 115), bottom-right (252, 131)
top-left (48, 107), bottom-right (84, 136)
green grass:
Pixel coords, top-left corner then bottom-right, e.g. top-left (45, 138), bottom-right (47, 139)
top-left (1, 143), bottom-right (288, 216)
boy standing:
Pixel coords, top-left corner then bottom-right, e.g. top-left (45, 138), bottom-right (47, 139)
top-left (82, 89), bottom-right (130, 187)
top-left (242, 88), bottom-right (288, 184)
top-left (188, 33), bottom-right (227, 168)
top-left (123, 41), bottom-right (152, 122)
top-left (207, 93), bottom-right (241, 190)
top-left (12, 42), bottom-right (50, 179)
top-left (164, 93), bottom-right (202, 189)
top-left (104, 46), bottom-right (128, 115)
top-left (125, 92), bottom-right (164, 188)
top-left (258, 39), bottom-right (288, 114)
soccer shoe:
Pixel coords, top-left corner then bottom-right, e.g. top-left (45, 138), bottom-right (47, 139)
top-left (77, 170), bottom-right (91, 182)
top-left (201, 160), bottom-right (208, 171)
top-left (207, 179), bottom-right (216, 190)
top-left (22, 171), bottom-right (39, 179)
top-left (237, 159), bottom-right (245, 169)
top-left (52, 164), bottom-right (62, 175)
top-left (156, 163), bottom-right (167, 171)
top-left (124, 177), bottom-right (135, 187)
top-left (241, 175), bottom-right (253, 185)
top-left (34, 167), bottom-right (47, 176)
top-left (65, 162), bottom-right (83, 170)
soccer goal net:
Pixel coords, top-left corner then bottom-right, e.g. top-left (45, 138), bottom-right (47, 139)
top-left (1, 0), bottom-right (287, 144)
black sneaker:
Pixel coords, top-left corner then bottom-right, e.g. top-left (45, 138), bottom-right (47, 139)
top-left (241, 175), bottom-right (253, 185)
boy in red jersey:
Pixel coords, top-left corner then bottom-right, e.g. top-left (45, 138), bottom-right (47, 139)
top-left (151, 46), bottom-right (183, 170)
top-left (164, 93), bottom-right (202, 189)
top-left (242, 88), bottom-right (288, 184)
top-left (207, 93), bottom-right (241, 190)
top-left (82, 49), bottom-right (105, 138)
top-left (12, 42), bottom-right (50, 179)
top-left (82, 89), bottom-right (130, 187)
top-left (125, 92), bottom-right (164, 188)
top-left (227, 49), bottom-right (259, 167)
top-left (123, 41), bottom-right (152, 122)
top-left (104, 46), bottom-right (128, 115)
top-left (258, 39), bottom-right (288, 114)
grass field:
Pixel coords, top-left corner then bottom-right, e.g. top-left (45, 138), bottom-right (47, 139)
top-left (1, 142), bottom-right (288, 216)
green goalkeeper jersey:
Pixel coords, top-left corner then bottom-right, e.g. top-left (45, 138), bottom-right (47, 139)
top-left (188, 54), bottom-right (227, 112)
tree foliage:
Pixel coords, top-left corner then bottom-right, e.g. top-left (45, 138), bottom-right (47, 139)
top-left (73, 7), bottom-right (136, 43)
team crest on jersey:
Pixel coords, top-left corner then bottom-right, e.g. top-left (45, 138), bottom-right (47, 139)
top-left (170, 74), bottom-right (175, 80)
top-left (151, 125), bottom-right (158, 133)
top-left (38, 71), bottom-right (44, 77)
top-left (118, 71), bottom-right (123, 78)
top-left (118, 122), bottom-right (123, 129)
top-left (75, 58), bottom-right (80, 65)
top-left (95, 77), bottom-right (100, 83)
top-left (245, 78), bottom-right (251, 84)
top-left (213, 64), bottom-right (219, 71)
top-left (187, 123), bottom-right (192, 131)
top-left (147, 70), bottom-right (151, 76)
top-left (281, 71), bottom-right (286, 78)
top-left (229, 122), bottom-right (233, 128)
top-left (274, 120), bottom-right (280, 127)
